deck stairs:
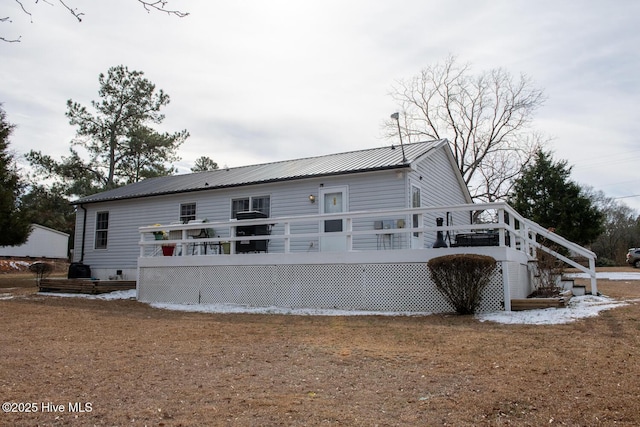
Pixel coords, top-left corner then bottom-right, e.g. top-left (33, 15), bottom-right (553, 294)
top-left (510, 260), bottom-right (586, 311)
top-left (528, 255), bottom-right (590, 296)
top-left (511, 259), bottom-right (585, 311)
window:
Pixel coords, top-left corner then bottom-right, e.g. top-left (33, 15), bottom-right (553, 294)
top-left (95, 211), bottom-right (109, 249)
top-left (231, 196), bottom-right (270, 218)
top-left (251, 196), bottom-right (270, 216)
top-left (180, 203), bottom-right (197, 223)
top-left (411, 185), bottom-right (421, 238)
top-left (231, 198), bottom-right (250, 218)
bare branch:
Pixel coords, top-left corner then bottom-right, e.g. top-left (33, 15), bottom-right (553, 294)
top-left (3, 0), bottom-right (188, 43)
top-left (137, 1), bottom-right (189, 18)
top-left (388, 56), bottom-right (546, 202)
top-left (0, 32), bottom-right (21, 42)
top-left (15, 0), bottom-right (33, 22)
top-left (58, 0), bottom-right (84, 22)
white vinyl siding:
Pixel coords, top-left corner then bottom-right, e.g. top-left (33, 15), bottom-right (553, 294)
top-left (409, 146), bottom-right (471, 247)
top-left (73, 144), bottom-right (471, 274)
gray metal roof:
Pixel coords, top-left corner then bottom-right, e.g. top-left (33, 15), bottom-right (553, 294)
top-left (73, 139), bottom-right (446, 204)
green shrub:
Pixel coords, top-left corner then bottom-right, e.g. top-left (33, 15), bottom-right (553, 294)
top-left (427, 254), bottom-right (497, 315)
top-left (595, 257), bottom-right (616, 267)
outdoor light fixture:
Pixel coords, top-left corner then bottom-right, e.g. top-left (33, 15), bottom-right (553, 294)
top-left (390, 112), bottom-right (407, 163)
top-left (309, 194), bottom-right (316, 203)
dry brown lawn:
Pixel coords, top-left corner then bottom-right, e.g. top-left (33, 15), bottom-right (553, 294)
top-left (1, 267), bottom-right (639, 426)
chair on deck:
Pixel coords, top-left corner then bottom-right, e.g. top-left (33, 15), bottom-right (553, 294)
top-left (187, 220), bottom-right (217, 255)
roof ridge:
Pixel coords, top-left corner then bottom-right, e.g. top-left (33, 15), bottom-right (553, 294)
top-left (188, 139), bottom-right (443, 177)
top-left (73, 139), bottom-right (445, 204)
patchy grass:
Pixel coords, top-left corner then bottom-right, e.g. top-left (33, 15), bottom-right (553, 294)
top-left (0, 269), bottom-right (639, 426)
top-left (0, 272), bottom-right (67, 289)
top-left (0, 259), bottom-right (68, 289)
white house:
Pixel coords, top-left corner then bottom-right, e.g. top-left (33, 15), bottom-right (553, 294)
top-left (71, 140), bottom-right (597, 312)
top-left (0, 224), bottom-right (69, 259)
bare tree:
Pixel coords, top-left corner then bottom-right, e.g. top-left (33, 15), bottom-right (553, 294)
top-left (584, 187), bottom-right (640, 265)
top-left (2, 0), bottom-right (188, 42)
top-left (389, 56), bottom-right (546, 202)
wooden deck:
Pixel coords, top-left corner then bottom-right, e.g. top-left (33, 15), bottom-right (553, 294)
top-left (39, 279), bottom-right (136, 295)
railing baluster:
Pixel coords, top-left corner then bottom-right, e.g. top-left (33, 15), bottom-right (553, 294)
top-left (346, 218), bottom-right (352, 251)
top-left (284, 222), bottom-right (290, 253)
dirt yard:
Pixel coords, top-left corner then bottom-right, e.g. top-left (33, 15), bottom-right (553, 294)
top-left (1, 267), bottom-right (639, 426)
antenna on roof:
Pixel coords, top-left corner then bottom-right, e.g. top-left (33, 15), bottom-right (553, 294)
top-left (390, 112), bottom-right (407, 163)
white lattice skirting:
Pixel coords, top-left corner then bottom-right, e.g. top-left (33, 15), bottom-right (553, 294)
top-left (138, 263), bottom-right (505, 313)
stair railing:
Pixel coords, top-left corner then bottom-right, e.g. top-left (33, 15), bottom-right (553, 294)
top-left (502, 204), bottom-right (598, 295)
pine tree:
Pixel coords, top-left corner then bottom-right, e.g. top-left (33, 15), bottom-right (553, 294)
top-left (191, 156), bottom-right (219, 172)
top-left (0, 105), bottom-right (31, 246)
top-left (26, 65), bottom-right (189, 198)
top-left (509, 149), bottom-right (604, 246)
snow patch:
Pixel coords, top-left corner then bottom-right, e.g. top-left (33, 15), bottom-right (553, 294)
top-left (476, 295), bottom-right (629, 325)
top-left (10, 261), bottom-right (30, 269)
top-left (149, 301), bottom-right (431, 317)
top-left (36, 272), bottom-right (638, 324)
top-left (566, 271), bottom-right (640, 281)
top-left (0, 260), bottom-right (32, 272)
top-left (38, 288), bottom-right (634, 325)
top-left (38, 289), bottom-right (137, 301)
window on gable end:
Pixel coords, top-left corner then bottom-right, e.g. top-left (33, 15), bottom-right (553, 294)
top-left (95, 211), bottom-right (109, 249)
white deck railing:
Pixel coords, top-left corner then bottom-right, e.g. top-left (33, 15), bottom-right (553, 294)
top-left (138, 202), bottom-right (597, 293)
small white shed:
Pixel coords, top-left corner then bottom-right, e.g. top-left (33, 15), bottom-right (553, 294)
top-left (0, 224), bottom-right (69, 259)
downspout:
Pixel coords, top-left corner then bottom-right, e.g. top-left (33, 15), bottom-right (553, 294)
top-left (79, 204), bottom-right (87, 263)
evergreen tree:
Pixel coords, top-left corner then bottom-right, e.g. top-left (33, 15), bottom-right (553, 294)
top-left (21, 184), bottom-right (76, 239)
top-left (26, 65), bottom-right (189, 198)
top-left (508, 149), bottom-right (604, 246)
top-left (0, 105), bottom-right (31, 246)
top-left (191, 156), bottom-right (219, 172)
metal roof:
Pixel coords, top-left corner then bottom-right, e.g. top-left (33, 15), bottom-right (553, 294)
top-left (73, 139), bottom-right (446, 204)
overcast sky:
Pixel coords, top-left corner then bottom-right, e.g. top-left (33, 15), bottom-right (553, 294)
top-left (2, 0), bottom-right (639, 212)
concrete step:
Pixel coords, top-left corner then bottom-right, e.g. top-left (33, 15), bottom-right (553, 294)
top-left (571, 284), bottom-right (586, 296)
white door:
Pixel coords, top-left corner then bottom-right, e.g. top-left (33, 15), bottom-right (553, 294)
top-left (411, 184), bottom-right (422, 249)
top-left (319, 186), bottom-right (347, 252)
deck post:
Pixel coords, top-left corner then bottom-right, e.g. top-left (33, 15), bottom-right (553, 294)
top-left (181, 229), bottom-right (188, 256)
top-left (497, 209), bottom-right (506, 247)
top-left (522, 224), bottom-right (531, 258)
top-left (589, 257), bottom-right (598, 295)
top-left (502, 261), bottom-right (511, 311)
top-left (229, 225), bottom-right (236, 254)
